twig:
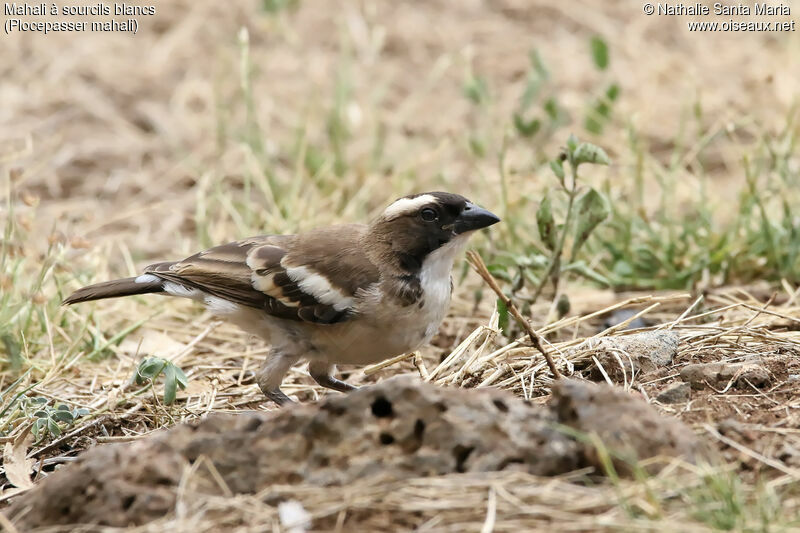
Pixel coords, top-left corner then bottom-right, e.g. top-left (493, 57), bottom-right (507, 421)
top-left (467, 251), bottom-right (561, 379)
top-left (363, 351), bottom-right (417, 376)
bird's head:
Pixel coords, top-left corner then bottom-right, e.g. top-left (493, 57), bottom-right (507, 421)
top-left (366, 192), bottom-right (500, 275)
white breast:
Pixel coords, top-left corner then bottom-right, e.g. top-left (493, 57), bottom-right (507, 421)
top-left (336, 233), bottom-right (470, 363)
top-left (295, 234), bottom-right (471, 366)
top-left (416, 233), bottom-right (470, 338)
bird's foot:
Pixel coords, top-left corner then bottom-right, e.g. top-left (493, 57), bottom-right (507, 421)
top-left (309, 367), bottom-right (358, 393)
top-left (264, 388), bottom-right (294, 406)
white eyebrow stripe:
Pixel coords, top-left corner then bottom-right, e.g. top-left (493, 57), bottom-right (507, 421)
top-left (285, 265), bottom-right (354, 311)
top-left (382, 194), bottom-right (437, 219)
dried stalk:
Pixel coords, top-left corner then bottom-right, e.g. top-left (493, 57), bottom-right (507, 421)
top-left (466, 250), bottom-right (562, 379)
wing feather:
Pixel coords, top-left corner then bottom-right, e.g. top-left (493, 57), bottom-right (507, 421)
top-left (144, 227), bottom-right (378, 325)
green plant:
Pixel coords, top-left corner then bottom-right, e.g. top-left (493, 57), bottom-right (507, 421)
top-left (261, 0), bottom-right (299, 14)
top-left (534, 135), bottom-right (611, 299)
top-left (2, 394), bottom-right (90, 440)
top-left (23, 396), bottom-right (90, 440)
top-left (584, 36), bottom-right (620, 135)
top-left (591, 111), bottom-right (800, 290)
top-left (512, 50), bottom-right (569, 144)
top-left (489, 134), bottom-right (611, 332)
top-left (130, 357), bottom-right (189, 405)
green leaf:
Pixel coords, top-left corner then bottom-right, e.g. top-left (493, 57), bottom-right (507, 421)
top-left (566, 134), bottom-right (579, 152)
top-left (56, 404), bottom-right (70, 411)
top-left (512, 113), bottom-right (541, 137)
top-left (262, 0), bottom-right (298, 14)
top-left (135, 357), bottom-right (167, 384)
top-left (74, 408), bottom-right (90, 417)
top-left (52, 410), bottom-right (74, 423)
top-left (496, 297), bottom-right (509, 334)
top-left (33, 410), bottom-right (48, 419)
top-left (571, 188), bottom-right (610, 259)
top-left (606, 83), bottom-right (620, 101)
top-left (463, 76), bottom-right (489, 106)
top-left (47, 418), bottom-right (61, 436)
top-left (529, 49), bottom-right (549, 79)
top-left (172, 365), bottom-right (189, 390)
top-left (536, 194), bottom-right (558, 251)
top-left (556, 294), bottom-right (571, 318)
top-left (585, 84), bottom-right (620, 135)
top-left (543, 98), bottom-right (560, 122)
top-left (163, 364), bottom-right (178, 405)
top-left (564, 261), bottom-right (612, 286)
top-left (590, 36), bottom-right (609, 70)
top-left (612, 260), bottom-right (635, 278)
top-left (486, 264), bottom-right (512, 282)
top-left (468, 136), bottom-right (486, 158)
top-left (549, 159), bottom-right (565, 180)
top-left (32, 418), bottom-right (44, 439)
top-left (573, 142), bottom-right (611, 166)
top-left (0, 333), bottom-right (22, 370)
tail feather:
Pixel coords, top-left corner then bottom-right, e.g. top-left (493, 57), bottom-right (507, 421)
top-left (62, 276), bottom-right (164, 305)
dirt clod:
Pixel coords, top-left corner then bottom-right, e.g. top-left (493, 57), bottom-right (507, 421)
top-left (655, 381), bottom-right (691, 404)
top-left (587, 331), bottom-right (679, 383)
top-left (552, 379), bottom-right (706, 474)
top-left (8, 377), bottom-right (704, 528)
top-left (680, 361), bottom-right (772, 390)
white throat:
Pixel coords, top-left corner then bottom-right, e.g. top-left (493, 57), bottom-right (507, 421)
top-left (418, 233), bottom-right (470, 297)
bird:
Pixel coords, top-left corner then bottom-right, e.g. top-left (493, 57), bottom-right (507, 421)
top-left (63, 192), bottom-right (500, 405)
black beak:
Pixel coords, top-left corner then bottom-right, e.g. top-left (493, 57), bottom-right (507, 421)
top-left (453, 202), bottom-right (501, 234)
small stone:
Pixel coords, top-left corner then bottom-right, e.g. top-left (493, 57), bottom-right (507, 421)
top-left (655, 381), bottom-right (691, 404)
top-left (680, 362), bottom-right (772, 390)
top-left (733, 364), bottom-right (771, 388)
top-left (587, 331), bottom-right (679, 383)
top-left (680, 363), bottom-right (723, 390)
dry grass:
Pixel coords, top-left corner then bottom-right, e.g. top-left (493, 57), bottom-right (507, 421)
top-left (2, 0), bottom-right (800, 530)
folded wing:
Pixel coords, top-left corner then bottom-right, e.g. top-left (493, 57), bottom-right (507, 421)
top-left (145, 225), bottom-right (379, 325)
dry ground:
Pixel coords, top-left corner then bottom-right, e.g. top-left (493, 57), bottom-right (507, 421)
top-left (2, 1), bottom-right (800, 531)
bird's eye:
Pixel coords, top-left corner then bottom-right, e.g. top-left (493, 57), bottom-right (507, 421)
top-left (420, 207), bottom-right (438, 222)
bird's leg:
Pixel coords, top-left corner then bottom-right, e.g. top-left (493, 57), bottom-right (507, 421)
top-left (308, 361), bottom-right (358, 393)
top-left (256, 349), bottom-right (300, 406)
top-left (265, 389), bottom-right (293, 406)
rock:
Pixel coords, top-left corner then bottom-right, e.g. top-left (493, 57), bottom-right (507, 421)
top-left (587, 331), bottom-right (679, 383)
top-left (680, 362), bottom-right (721, 389)
top-left (733, 364), bottom-right (771, 388)
top-left (655, 381), bottom-right (691, 404)
top-left (680, 362), bottom-right (772, 390)
top-left (8, 377), bottom-right (706, 529)
top-left (552, 379), bottom-right (706, 475)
